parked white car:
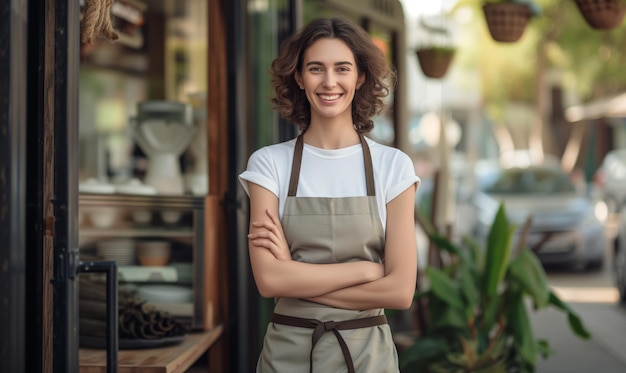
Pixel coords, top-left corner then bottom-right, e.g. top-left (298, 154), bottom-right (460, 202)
top-left (613, 205), bottom-right (626, 302)
top-left (595, 149), bottom-right (626, 214)
top-left (472, 165), bottom-right (606, 270)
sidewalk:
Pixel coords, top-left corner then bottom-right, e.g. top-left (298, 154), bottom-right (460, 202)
top-left (532, 302), bottom-right (626, 373)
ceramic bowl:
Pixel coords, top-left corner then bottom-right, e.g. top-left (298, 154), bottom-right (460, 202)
top-left (132, 210), bottom-right (152, 224)
top-left (161, 210), bottom-right (182, 225)
top-left (88, 207), bottom-right (119, 229)
top-left (136, 241), bottom-right (171, 266)
top-left (137, 255), bottom-right (170, 266)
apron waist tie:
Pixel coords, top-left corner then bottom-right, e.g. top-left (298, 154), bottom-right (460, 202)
top-left (271, 313), bottom-right (388, 373)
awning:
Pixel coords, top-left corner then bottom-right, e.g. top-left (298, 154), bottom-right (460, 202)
top-left (565, 92), bottom-right (626, 122)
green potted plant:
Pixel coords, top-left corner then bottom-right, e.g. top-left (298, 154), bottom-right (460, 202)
top-left (573, 0), bottom-right (626, 30)
top-left (415, 16), bottom-right (456, 79)
top-left (482, 0), bottom-right (541, 42)
top-left (416, 46), bottom-right (456, 79)
top-left (400, 203), bottom-right (591, 372)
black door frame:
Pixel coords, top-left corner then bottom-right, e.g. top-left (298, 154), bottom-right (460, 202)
top-left (51, 0), bottom-right (81, 372)
top-left (0, 0), bottom-right (28, 371)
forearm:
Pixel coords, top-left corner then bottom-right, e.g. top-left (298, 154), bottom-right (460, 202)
top-left (306, 270), bottom-right (416, 310)
top-left (252, 253), bottom-right (382, 299)
top-left (247, 186), bottom-right (382, 298)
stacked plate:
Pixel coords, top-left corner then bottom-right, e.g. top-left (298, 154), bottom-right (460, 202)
top-left (137, 285), bottom-right (193, 304)
top-left (115, 178), bottom-right (158, 196)
top-left (170, 262), bottom-right (193, 284)
top-left (96, 239), bottom-right (136, 266)
top-left (79, 178), bottom-right (115, 194)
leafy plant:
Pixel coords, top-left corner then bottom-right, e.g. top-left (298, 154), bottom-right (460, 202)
top-left (416, 46), bottom-right (456, 56)
top-left (415, 13), bottom-right (456, 50)
top-left (415, 16), bottom-right (457, 79)
top-left (486, 0), bottom-right (542, 17)
top-left (401, 203), bottom-right (591, 373)
top-left (453, 0), bottom-right (542, 16)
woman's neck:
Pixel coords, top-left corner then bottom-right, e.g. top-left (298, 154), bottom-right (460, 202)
top-left (305, 113), bottom-right (360, 149)
top-left (303, 124), bottom-right (360, 150)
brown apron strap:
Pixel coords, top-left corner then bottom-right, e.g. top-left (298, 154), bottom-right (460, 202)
top-left (271, 313), bottom-right (387, 373)
top-left (288, 134), bottom-right (305, 196)
top-left (358, 134), bottom-right (375, 196)
top-left (287, 133), bottom-right (375, 197)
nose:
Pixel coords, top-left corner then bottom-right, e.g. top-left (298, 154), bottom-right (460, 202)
top-left (322, 72), bottom-right (336, 88)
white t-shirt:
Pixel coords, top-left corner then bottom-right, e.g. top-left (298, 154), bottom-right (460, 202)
top-left (238, 137), bottom-right (420, 231)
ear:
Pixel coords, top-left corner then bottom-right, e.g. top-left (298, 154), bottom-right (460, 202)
top-left (295, 72), bottom-right (303, 88)
top-left (356, 73), bottom-right (365, 89)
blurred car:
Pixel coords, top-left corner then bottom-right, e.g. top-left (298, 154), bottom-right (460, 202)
top-left (594, 149), bottom-right (626, 214)
top-left (414, 152), bottom-right (479, 238)
top-left (613, 206), bottom-right (626, 302)
top-left (472, 165), bottom-right (606, 270)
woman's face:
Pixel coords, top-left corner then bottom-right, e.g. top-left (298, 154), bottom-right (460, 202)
top-left (296, 38), bottom-right (364, 124)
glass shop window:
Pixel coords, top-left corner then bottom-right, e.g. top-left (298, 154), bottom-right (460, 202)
top-left (79, 0), bottom-right (209, 196)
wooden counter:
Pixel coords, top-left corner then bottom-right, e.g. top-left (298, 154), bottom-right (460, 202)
top-left (79, 324), bottom-right (223, 373)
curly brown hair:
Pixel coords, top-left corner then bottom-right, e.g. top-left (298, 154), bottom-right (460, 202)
top-left (270, 17), bottom-right (396, 133)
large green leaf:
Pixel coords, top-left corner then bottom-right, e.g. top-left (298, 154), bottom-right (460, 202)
top-left (399, 337), bottom-right (448, 371)
top-left (508, 250), bottom-right (550, 308)
top-left (507, 296), bottom-right (537, 366)
top-left (483, 204), bottom-right (515, 297)
top-left (463, 235), bottom-right (485, 277)
top-left (548, 291), bottom-right (592, 339)
top-left (428, 233), bottom-right (469, 262)
top-left (536, 339), bottom-right (554, 359)
top-left (429, 297), bottom-right (468, 331)
top-left (427, 267), bottom-right (465, 309)
top-left (460, 260), bottom-right (479, 310)
top-left (481, 294), bottom-right (505, 332)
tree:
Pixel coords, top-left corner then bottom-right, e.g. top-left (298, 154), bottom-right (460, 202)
top-left (450, 0), bottom-right (626, 166)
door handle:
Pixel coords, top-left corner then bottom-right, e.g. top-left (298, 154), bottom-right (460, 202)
top-left (78, 261), bottom-right (118, 373)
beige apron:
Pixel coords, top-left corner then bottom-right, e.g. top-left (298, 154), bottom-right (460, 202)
top-left (256, 133), bottom-right (400, 373)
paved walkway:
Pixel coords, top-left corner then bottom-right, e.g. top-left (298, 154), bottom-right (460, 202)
top-left (533, 302), bottom-right (626, 373)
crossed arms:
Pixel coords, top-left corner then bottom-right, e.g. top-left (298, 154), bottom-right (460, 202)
top-left (246, 182), bottom-right (417, 310)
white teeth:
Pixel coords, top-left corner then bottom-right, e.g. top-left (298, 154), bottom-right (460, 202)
top-left (319, 94), bottom-right (341, 101)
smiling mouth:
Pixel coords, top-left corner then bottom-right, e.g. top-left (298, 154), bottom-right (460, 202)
top-left (318, 94), bottom-right (342, 101)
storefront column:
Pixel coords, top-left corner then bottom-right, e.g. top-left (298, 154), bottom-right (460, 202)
top-left (0, 0), bottom-right (28, 372)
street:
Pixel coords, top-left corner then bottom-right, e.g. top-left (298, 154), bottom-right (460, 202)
top-left (533, 220), bottom-right (626, 372)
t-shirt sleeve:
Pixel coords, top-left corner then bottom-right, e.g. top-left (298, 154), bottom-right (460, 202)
top-left (238, 147), bottom-right (279, 197)
top-left (386, 151), bottom-right (421, 204)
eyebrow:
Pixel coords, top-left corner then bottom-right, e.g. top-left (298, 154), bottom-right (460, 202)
top-left (305, 61), bottom-right (354, 67)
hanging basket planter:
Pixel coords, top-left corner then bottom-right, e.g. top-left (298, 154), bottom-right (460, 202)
top-left (482, 2), bottom-right (532, 43)
top-left (416, 47), bottom-right (456, 79)
top-left (574, 0), bottom-right (626, 30)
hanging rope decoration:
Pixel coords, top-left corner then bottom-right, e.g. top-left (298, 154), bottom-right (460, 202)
top-left (81, 0), bottom-right (119, 44)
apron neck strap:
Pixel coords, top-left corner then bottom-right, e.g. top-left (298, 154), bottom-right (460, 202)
top-left (288, 133), bottom-right (375, 197)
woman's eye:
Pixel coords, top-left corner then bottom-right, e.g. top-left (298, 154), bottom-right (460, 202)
top-left (337, 67), bottom-right (350, 73)
top-left (309, 67), bottom-right (322, 72)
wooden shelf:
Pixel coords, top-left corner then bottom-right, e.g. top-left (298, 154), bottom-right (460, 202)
top-left (79, 324), bottom-right (223, 373)
top-left (80, 228), bottom-right (194, 239)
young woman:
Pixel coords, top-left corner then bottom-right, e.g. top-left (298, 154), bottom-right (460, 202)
top-left (239, 17), bottom-right (420, 373)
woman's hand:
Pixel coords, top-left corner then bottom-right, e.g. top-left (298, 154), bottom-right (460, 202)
top-left (364, 261), bottom-right (385, 282)
top-left (248, 209), bottom-right (292, 261)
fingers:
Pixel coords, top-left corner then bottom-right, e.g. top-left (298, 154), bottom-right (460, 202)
top-left (265, 209), bottom-right (283, 229)
top-left (247, 228), bottom-right (279, 242)
top-left (249, 236), bottom-right (291, 260)
top-left (248, 224), bottom-right (285, 252)
top-left (251, 220), bottom-right (283, 240)
top-left (248, 209), bottom-right (290, 260)
top-left (252, 210), bottom-right (286, 238)
top-left (249, 238), bottom-right (284, 259)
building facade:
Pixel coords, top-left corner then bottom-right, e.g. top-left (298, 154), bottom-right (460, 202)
top-left (0, 1), bottom-right (408, 372)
